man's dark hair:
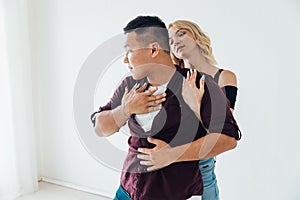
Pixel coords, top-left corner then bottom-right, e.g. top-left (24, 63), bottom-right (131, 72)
top-left (123, 16), bottom-right (166, 31)
top-left (123, 16), bottom-right (170, 52)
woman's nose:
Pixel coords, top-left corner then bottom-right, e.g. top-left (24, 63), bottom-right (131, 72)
top-left (175, 39), bottom-right (181, 45)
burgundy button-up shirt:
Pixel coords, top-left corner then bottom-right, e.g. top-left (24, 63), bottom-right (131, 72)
top-left (93, 66), bottom-right (241, 200)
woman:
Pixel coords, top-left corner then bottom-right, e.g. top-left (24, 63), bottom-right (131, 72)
top-left (168, 20), bottom-right (238, 200)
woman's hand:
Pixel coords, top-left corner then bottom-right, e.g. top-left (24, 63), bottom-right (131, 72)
top-left (182, 69), bottom-right (205, 119)
top-left (137, 137), bottom-right (177, 171)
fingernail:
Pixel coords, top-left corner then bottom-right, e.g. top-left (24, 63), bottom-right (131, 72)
top-left (183, 76), bottom-right (185, 80)
top-left (194, 69), bottom-right (197, 73)
top-left (190, 69), bottom-right (193, 74)
top-left (150, 87), bottom-right (156, 92)
top-left (201, 75), bottom-right (205, 81)
top-left (136, 83), bottom-right (140, 89)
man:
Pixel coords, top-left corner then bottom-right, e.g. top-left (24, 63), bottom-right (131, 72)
top-left (91, 16), bottom-right (240, 200)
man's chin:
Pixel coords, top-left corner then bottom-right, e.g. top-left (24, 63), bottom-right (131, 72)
top-left (131, 74), bottom-right (145, 81)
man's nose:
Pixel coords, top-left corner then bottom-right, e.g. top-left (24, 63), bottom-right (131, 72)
top-left (123, 54), bottom-right (128, 63)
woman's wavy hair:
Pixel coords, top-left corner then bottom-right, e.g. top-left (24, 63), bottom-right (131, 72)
top-left (168, 20), bottom-right (217, 67)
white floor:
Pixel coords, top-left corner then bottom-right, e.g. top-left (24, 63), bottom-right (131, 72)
top-left (14, 181), bottom-right (202, 200)
top-left (15, 182), bottom-right (111, 200)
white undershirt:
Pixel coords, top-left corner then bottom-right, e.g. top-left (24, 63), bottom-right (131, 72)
top-left (135, 82), bottom-right (168, 132)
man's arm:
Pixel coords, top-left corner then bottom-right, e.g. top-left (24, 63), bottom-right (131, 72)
top-left (93, 80), bottom-right (134, 137)
top-left (93, 81), bottom-right (167, 137)
top-left (94, 106), bottom-right (130, 137)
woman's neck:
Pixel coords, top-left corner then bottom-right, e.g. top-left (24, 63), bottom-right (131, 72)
top-left (184, 48), bottom-right (219, 77)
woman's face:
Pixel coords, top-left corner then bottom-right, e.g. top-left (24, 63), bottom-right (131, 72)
top-left (168, 26), bottom-right (198, 60)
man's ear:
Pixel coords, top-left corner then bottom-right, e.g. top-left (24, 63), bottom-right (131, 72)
top-left (150, 42), bottom-right (160, 57)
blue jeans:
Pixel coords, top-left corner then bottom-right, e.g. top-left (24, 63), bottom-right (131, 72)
top-left (199, 157), bottom-right (219, 200)
top-left (114, 186), bottom-right (131, 200)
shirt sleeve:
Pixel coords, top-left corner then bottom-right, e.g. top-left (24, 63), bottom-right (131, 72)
top-left (223, 85), bottom-right (238, 109)
top-left (200, 75), bottom-right (241, 140)
top-left (90, 76), bottom-right (135, 126)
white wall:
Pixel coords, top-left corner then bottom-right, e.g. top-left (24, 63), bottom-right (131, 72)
top-left (29, 0), bottom-right (300, 199)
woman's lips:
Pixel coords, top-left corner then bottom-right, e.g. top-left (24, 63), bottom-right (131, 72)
top-left (176, 45), bottom-right (184, 53)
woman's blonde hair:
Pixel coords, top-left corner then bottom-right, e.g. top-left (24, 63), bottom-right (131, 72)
top-left (168, 20), bottom-right (217, 67)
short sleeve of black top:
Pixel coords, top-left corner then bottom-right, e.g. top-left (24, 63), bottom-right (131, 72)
top-left (213, 69), bottom-right (238, 109)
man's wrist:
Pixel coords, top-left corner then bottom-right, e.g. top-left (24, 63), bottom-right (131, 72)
top-left (121, 103), bottom-right (131, 118)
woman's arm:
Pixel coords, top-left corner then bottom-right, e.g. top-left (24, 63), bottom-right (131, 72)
top-left (137, 70), bottom-right (240, 171)
top-left (219, 70), bottom-right (238, 111)
top-left (137, 133), bottom-right (237, 171)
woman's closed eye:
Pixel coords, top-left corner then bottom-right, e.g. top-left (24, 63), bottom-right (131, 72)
top-left (178, 31), bottom-right (186, 37)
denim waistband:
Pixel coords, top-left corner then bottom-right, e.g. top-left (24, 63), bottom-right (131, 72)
top-left (199, 157), bottom-right (215, 165)
top-left (114, 185), bottom-right (131, 200)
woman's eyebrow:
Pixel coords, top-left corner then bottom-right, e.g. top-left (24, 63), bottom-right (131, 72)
top-left (169, 29), bottom-right (182, 39)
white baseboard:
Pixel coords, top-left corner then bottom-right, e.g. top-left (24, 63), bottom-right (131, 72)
top-left (41, 176), bottom-right (113, 199)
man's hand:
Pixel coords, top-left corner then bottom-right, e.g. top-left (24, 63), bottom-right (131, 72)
top-left (122, 83), bottom-right (166, 116)
top-left (137, 137), bottom-right (177, 172)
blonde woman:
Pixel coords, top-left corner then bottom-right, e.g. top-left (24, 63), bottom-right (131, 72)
top-left (168, 20), bottom-right (238, 200)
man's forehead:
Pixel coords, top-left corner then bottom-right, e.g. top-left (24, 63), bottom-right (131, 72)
top-left (124, 32), bottom-right (138, 47)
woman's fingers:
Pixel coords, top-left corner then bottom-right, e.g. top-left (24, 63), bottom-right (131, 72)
top-left (185, 69), bottom-right (197, 88)
top-left (199, 75), bottom-right (205, 92)
top-left (189, 69), bottom-right (197, 85)
top-left (186, 69), bottom-right (191, 80)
